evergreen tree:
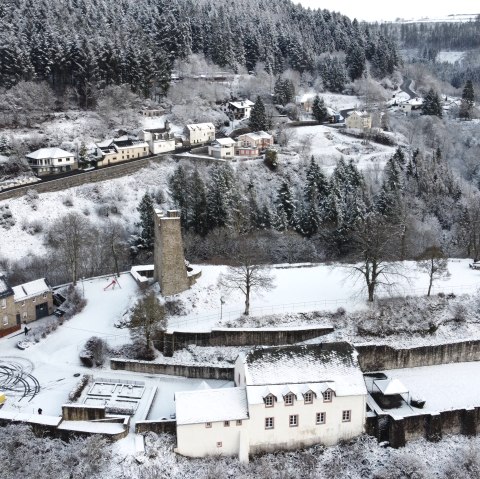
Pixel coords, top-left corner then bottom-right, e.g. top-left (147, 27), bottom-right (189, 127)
top-left (249, 96), bottom-right (268, 131)
top-left (274, 78), bottom-right (295, 105)
top-left (136, 193), bottom-right (155, 250)
top-left (460, 80), bottom-right (475, 120)
top-left (275, 180), bottom-right (296, 230)
top-left (169, 165), bottom-right (190, 227)
top-left (346, 42), bottom-right (366, 81)
top-left (189, 168), bottom-right (208, 236)
top-left (312, 95), bottom-right (329, 123)
top-left (422, 88), bottom-right (443, 117)
top-left (206, 163), bottom-right (237, 230)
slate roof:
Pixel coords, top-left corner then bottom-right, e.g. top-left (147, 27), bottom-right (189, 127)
top-left (242, 342), bottom-right (366, 397)
top-left (12, 278), bottom-right (50, 301)
top-left (175, 387), bottom-right (248, 425)
top-left (0, 275), bottom-right (13, 299)
top-left (185, 123), bottom-right (215, 131)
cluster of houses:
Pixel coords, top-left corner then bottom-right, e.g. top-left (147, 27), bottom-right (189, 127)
top-left (24, 97), bottom-right (277, 177)
top-left (0, 275), bottom-right (53, 338)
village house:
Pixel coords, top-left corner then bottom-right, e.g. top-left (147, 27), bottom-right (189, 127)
top-left (174, 342), bottom-right (367, 461)
top-left (93, 136), bottom-right (149, 167)
top-left (25, 147), bottom-right (77, 176)
top-left (0, 276), bottom-right (53, 337)
top-left (184, 123), bottom-right (215, 146)
top-left (208, 138), bottom-right (236, 159)
top-left (138, 121), bottom-right (176, 155)
top-left (227, 100), bottom-right (255, 120)
top-left (345, 111), bottom-right (372, 129)
top-left (234, 131), bottom-right (273, 158)
top-left (398, 98), bottom-right (424, 113)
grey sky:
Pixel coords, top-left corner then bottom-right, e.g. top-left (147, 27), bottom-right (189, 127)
top-left (296, 0), bottom-right (479, 22)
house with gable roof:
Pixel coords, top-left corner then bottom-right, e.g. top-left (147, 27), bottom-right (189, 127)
top-left (227, 99), bottom-right (255, 120)
top-left (26, 147), bottom-right (77, 176)
top-left (174, 342), bottom-right (367, 461)
top-left (345, 111), bottom-right (372, 129)
top-left (139, 121), bottom-right (175, 154)
top-left (184, 123), bottom-right (215, 146)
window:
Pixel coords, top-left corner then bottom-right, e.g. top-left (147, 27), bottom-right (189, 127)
top-left (264, 395), bottom-right (274, 408)
top-left (323, 390), bottom-right (333, 402)
top-left (224, 421), bottom-right (230, 427)
top-left (23, 312), bottom-right (27, 319)
top-left (3, 315), bottom-right (8, 326)
top-left (205, 422), bottom-right (212, 428)
top-left (1, 298), bottom-right (6, 309)
top-left (236, 420), bottom-right (242, 426)
top-left (342, 410), bottom-right (351, 422)
top-left (284, 393), bottom-right (294, 406)
top-left (316, 412), bottom-right (326, 425)
top-left (32, 297), bottom-right (36, 303)
top-left (216, 442), bottom-right (222, 448)
top-left (304, 392), bottom-right (313, 404)
top-left (143, 147), bottom-right (147, 152)
top-left (43, 293), bottom-right (47, 299)
top-left (58, 158), bottom-right (62, 162)
top-left (289, 415), bottom-right (298, 427)
top-left (265, 417), bottom-right (274, 429)
top-left (22, 301), bottom-right (25, 307)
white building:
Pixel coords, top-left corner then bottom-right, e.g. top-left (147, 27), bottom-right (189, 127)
top-left (228, 100), bottom-right (255, 120)
top-left (345, 111), bottom-right (372, 129)
top-left (175, 342), bottom-right (367, 461)
top-left (398, 98), bottom-right (424, 113)
top-left (184, 123), bottom-right (215, 146)
top-left (208, 138), bottom-right (236, 159)
top-left (25, 148), bottom-right (77, 176)
top-left (139, 122), bottom-right (175, 154)
top-left (236, 131), bottom-right (273, 150)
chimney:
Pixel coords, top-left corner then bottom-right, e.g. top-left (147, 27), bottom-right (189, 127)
top-left (165, 120), bottom-right (170, 131)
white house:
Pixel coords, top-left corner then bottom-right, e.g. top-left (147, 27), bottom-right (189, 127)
top-left (139, 121), bottom-right (175, 154)
top-left (236, 131), bottom-right (273, 150)
top-left (94, 136), bottom-right (149, 167)
top-left (227, 100), bottom-right (255, 120)
top-left (25, 148), bottom-right (77, 176)
top-left (398, 98), bottom-right (424, 113)
top-left (184, 123), bottom-right (215, 146)
top-left (175, 342), bottom-right (367, 461)
top-left (345, 111), bottom-right (372, 129)
top-left (208, 138), bottom-right (236, 159)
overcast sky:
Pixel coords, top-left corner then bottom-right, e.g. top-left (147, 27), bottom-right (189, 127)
top-left (296, 0), bottom-right (479, 22)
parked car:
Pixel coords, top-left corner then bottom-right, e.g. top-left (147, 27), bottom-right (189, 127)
top-left (54, 308), bottom-right (66, 317)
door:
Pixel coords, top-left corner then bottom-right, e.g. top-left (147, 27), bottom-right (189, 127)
top-left (16, 313), bottom-right (21, 325)
top-left (35, 303), bottom-right (49, 320)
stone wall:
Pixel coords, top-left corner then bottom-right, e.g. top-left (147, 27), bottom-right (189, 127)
top-left (110, 359), bottom-right (234, 380)
top-left (135, 419), bottom-right (176, 435)
top-left (356, 341), bottom-right (480, 372)
top-left (160, 326), bottom-right (334, 356)
top-left (369, 407), bottom-right (480, 448)
top-left (62, 404), bottom-right (106, 421)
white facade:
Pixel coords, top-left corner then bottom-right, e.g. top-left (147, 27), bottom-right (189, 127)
top-left (345, 111), bottom-right (372, 129)
top-left (139, 126), bottom-right (175, 155)
top-left (185, 123), bottom-right (215, 145)
top-left (236, 131), bottom-right (273, 150)
top-left (228, 100), bottom-right (255, 120)
top-left (208, 138), bottom-right (236, 159)
top-left (26, 147), bottom-right (76, 176)
top-left (175, 343), bottom-right (367, 461)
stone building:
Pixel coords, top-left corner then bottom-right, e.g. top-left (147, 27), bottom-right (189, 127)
top-left (1, 276), bottom-right (53, 337)
top-left (153, 209), bottom-right (200, 296)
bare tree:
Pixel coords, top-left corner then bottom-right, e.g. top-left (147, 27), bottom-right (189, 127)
top-left (128, 291), bottom-right (166, 347)
top-left (46, 213), bottom-right (92, 285)
top-left (348, 213), bottom-right (405, 302)
top-left (417, 246), bottom-right (449, 296)
top-left (218, 239), bottom-right (275, 315)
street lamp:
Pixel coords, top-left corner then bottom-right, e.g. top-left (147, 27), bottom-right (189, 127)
top-left (220, 296), bottom-right (225, 320)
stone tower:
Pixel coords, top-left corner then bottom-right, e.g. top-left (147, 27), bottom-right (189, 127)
top-left (153, 209), bottom-right (191, 296)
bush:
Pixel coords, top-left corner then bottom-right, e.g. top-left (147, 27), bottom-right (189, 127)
top-left (0, 204), bottom-right (15, 229)
top-left (264, 149), bottom-right (278, 170)
top-left (63, 284), bottom-right (87, 319)
top-left (79, 336), bottom-right (108, 367)
top-left (68, 374), bottom-right (91, 401)
top-left (165, 298), bottom-right (186, 316)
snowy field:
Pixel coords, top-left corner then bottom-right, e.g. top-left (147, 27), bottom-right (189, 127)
top-left (291, 124), bottom-right (398, 175)
top-left (437, 51), bottom-right (466, 63)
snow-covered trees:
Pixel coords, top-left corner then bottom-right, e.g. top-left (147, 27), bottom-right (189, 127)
top-left (249, 97), bottom-right (268, 132)
top-left (422, 88), bottom-right (443, 117)
top-left (459, 80), bottom-right (475, 120)
top-left (135, 193), bottom-right (155, 252)
top-left (417, 246), bottom-right (449, 296)
top-left (273, 78), bottom-right (295, 105)
top-left (312, 95), bottom-right (329, 123)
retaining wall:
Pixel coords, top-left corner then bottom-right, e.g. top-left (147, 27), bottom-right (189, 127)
top-left (135, 419), bottom-right (176, 435)
top-left (356, 340), bottom-right (480, 372)
top-left (159, 326), bottom-right (334, 356)
top-left (62, 404), bottom-right (106, 421)
top-left (369, 407), bottom-right (480, 448)
top-left (110, 359), bottom-right (234, 380)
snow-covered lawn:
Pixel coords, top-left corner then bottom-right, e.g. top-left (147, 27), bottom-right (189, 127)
top-left (291, 124), bottom-right (397, 174)
top-left (437, 51), bottom-right (465, 63)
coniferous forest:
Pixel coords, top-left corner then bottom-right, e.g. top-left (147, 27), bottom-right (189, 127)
top-left (0, 0), bottom-right (400, 104)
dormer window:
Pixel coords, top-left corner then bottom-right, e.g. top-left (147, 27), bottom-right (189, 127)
top-left (284, 393), bottom-right (294, 406)
top-left (323, 389), bottom-right (333, 402)
top-left (264, 394), bottom-right (275, 408)
top-left (304, 391), bottom-right (313, 404)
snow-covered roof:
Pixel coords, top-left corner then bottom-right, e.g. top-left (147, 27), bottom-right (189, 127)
top-left (213, 138), bottom-right (236, 146)
top-left (12, 278), bottom-right (50, 301)
top-left (241, 131), bottom-right (272, 141)
top-left (348, 110), bottom-right (370, 118)
top-left (175, 387), bottom-right (248, 425)
top-left (185, 123), bottom-right (215, 131)
top-left (374, 378), bottom-right (409, 396)
top-left (26, 148), bottom-right (74, 160)
top-left (242, 343), bottom-right (366, 397)
top-left (115, 141), bottom-right (148, 150)
top-left (229, 100), bottom-right (254, 109)
top-left (0, 275), bottom-right (13, 299)
top-left (247, 382), bottom-right (336, 404)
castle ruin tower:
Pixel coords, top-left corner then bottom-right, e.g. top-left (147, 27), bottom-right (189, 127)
top-left (153, 209), bottom-right (191, 296)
